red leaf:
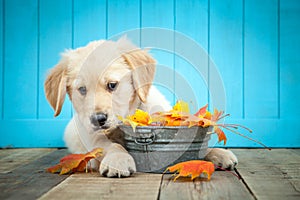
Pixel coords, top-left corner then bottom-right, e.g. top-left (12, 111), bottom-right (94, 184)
top-left (47, 148), bottom-right (103, 175)
top-left (194, 104), bottom-right (208, 117)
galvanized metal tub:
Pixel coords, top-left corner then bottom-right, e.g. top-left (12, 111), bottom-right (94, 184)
top-left (119, 125), bottom-right (212, 173)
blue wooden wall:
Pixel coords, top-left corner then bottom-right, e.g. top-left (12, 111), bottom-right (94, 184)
top-left (0, 0), bottom-right (299, 148)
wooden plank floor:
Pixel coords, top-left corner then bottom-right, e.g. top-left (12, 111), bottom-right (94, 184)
top-left (0, 149), bottom-right (299, 200)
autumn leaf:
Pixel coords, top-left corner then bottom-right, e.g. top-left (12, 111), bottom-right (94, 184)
top-left (214, 127), bottom-right (227, 145)
top-left (117, 100), bottom-right (267, 148)
top-left (118, 109), bottom-right (152, 131)
top-left (117, 116), bottom-right (140, 132)
top-left (164, 160), bottom-right (215, 181)
top-left (172, 100), bottom-right (190, 113)
top-left (128, 109), bottom-right (152, 125)
top-left (211, 108), bottom-right (225, 122)
top-left (153, 111), bottom-right (189, 126)
top-left (183, 114), bottom-right (212, 128)
top-left (194, 104), bottom-right (208, 117)
top-left (47, 148), bottom-right (103, 175)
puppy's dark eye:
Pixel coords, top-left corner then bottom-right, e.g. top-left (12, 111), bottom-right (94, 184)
top-left (78, 86), bottom-right (87, 96)
top-left (107, 82), bottom-right (118, 92)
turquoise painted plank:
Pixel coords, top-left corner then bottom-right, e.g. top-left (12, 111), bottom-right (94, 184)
top-left (73, 0), bottom-right (107, 47)
top-left (0, 0), bottom-right (3, 119)
top-left (107, 0), bottom-right (140, 45)
top-left (3, 0), bottom-right (38, 119)
top-left (208, 119), bottom-right (300, 148)
top-left (280, 0), bottom-right (300, 119)
top-left (175, 0), bottom-right (209, 113)
top-left (39, 0), bottom-right (73, 119)
top-left (0, 119), bottom-right (68, 148)
top-left (141, 0), bottom-right (175, 104)
top-left (244, 0), bottom-right (279, 118)
top-left (209, 0), bottom-right (243, 118)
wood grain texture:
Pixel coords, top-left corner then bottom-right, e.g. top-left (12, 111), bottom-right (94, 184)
top-left (160, 171), bottom-right (254, 200)
top-left (0, 149), bottom-right (299, 199)
top-left (0, 149), bottom-right (69, 200)
top-left (39, 173), bottom-right (162, 200)
top-left (232, 149), bottom-right (300, 200)
top-left (0, 148), bottom-right (54, 173)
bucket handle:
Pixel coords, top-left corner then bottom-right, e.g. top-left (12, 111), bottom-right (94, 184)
top-left (134, 132), bottom-right (156, 145)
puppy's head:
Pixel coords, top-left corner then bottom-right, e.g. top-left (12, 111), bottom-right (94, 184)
top-left (44, 38), bottom-right (155, 132)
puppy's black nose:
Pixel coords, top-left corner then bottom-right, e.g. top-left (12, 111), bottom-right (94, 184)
top-left (90, 112), bottom-right (107, 127)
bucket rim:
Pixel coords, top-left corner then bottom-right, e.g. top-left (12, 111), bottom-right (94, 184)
top-left (118, 125), bottom-right (213, 130)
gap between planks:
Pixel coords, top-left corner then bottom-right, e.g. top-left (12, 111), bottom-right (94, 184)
top-left (1, 148), bottom-right (299, 200)
top-left (0, 148), bottom-right (55, 173)
top-left (232, 149), bottom-right (300, 200)
top-left (159, 171), bottom-right (254, 200)
top-left (40, 167), bottom-right (255, 200)
top-left (0, 149), bottom-right (70, 200)
top-left (39, 173), bottom-right (163, 200)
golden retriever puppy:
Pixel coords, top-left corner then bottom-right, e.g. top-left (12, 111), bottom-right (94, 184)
top-left (44, 37), bottom-right (237, 177)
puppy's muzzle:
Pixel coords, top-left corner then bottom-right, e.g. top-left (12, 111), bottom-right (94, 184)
top-left (90, 112), bottom-right (108, 129)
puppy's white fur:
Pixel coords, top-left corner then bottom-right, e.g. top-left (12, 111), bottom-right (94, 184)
top-left (45, 37), bottom-right (237, 177)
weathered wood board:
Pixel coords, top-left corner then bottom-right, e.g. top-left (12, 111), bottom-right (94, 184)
top-left (159, 171), bottom-right (254, 200)
top-left (232, 149), bottom-right (300, 200)
top-left (0, 148), bottom-right (55, 173)
top-left (39, 173), bottom-right (162, 200)
top-left (0, 148), bottom-right (299, 200)
top-left (0, 149), bottom-right (69, 200)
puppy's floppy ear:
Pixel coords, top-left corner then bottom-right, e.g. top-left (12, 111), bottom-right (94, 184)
top-left (44, 59), bottom-right (68, 117)
top-left (123, 50), bottom-right (156, 102)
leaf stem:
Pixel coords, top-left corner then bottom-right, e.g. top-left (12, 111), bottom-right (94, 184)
top-left (219, 124), bottom-right (253, 133)
top-left (220, 126), bottom-right (271, 150)
top-left (216, 114), bottom-right (230, 121)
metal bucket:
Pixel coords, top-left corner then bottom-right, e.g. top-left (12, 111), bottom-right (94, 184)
top-left (119, 125), bottom-right (212, 173)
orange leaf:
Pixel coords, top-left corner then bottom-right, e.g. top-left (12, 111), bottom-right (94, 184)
top-left (183, 114), bottom-right (214, 128)
top-left (214, 127), bottom-right (227, 145)
top-left (165, 160), bottom-right (215, 181)
top-left (47, 148), bottom-right (103, 175)
top-left (211, 109), bottom-right (224, 122)
top-left (194, 104), bottom-right (208, 117)
top-left (118, 109), bottom-right (151, 131)
top-left (128, 109), bottom-right (152, 125)
top-left (166, 118), bottom-right (189, 126)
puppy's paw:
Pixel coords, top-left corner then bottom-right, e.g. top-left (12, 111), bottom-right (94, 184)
top-left (204, 148), bottom-right (238, 170)
top-left (99, 152), bottom-right (136, 177)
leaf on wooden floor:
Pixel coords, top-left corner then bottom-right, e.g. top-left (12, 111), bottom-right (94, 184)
top-left (47, 148), bottom-right (103, 175)
top-left (164, 160), bottom-right (215, 181)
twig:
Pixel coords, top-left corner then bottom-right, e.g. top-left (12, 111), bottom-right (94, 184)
top-left (221, 126), bottom-right (271, 150)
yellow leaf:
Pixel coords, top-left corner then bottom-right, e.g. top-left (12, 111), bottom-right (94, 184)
top-left (172, 100), bottom-right (190, 113)
top-left (128, 109), bottom-right (152, 125)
